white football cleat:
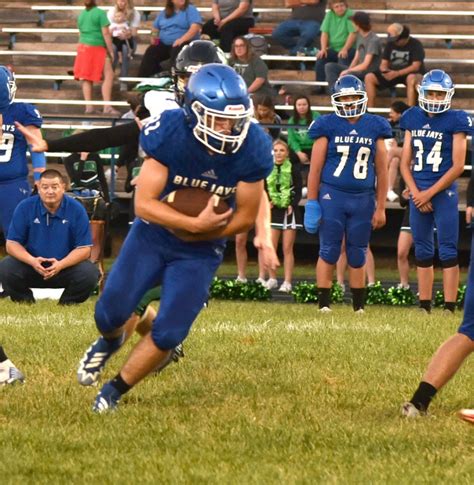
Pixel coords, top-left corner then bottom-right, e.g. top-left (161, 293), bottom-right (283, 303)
top-left (77, 335), bottom-right (123, 386)
top-left (0, 359), bottom-right (25, 385)
top-left (401, 401), bottom-right (423, 418)
top-left (319, 306), bottom-right (332, 313)
top-left (458, 408), bottom-right (474, 424)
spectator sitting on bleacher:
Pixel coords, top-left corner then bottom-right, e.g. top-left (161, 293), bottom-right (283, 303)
top-left (108, 0), bottom-right (141, 92)
top-left (287, 95), bottom-right (320, 167)
top-left (254, 95), bottom-right (282, 140)
top-left (314, 0), bottom-right (356, 91)
top-left (386, 100), bottom-right (409, 202)
top-left (201, 0), bottom-right (255, 53)
top-left (74, 0), bottom-right (119, 115)
top-left (229, 36), bottom-right (275, 99)
top-left (0, 169), bottom-right (99, 305)
top-left (138, 0), bottom-right (202, 77)
top-left (365, 24), bottom-right (425, 108)
top-left (325, 11), bottom-right (382, 93)
top-left (272, 0), bottom-right (326, 56)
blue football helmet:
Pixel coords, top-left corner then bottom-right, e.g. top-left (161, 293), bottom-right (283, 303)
top-left (184, 64), bottom-right (253, 155)
top-left (417, 69), bottom-right (454, 114)
top-left (331, 75), bottom-right (368, 118)
top-left (0, 65), bottom-right (16, 113)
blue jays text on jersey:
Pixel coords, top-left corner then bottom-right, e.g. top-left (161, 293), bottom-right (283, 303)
top-left (0, 102), bottom-right (42, 183)
top-left (400, 106), bottom-right (473, 190)
top-left (139, 108), bottom-right (273, 236)
top-left (308, 113), bottom-right (392, 193)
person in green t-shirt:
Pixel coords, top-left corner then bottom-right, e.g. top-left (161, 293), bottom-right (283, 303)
top-left (73, 0), bottom-right (119, 115)
top-left (287, 95), bottom-right (320, 166)
top-left (314, 0), bottom-right (357, 89)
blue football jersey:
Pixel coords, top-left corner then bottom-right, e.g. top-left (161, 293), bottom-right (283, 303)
top-left (308, 113), bottom-right (392, 193)
top-left (0, 102), bottom-right (43, 183)
top-left (400, 106), bottom-right (473, 188)
top-left (140, 108), bottom-right (273, 210)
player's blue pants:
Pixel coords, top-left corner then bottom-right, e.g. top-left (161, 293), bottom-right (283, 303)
top-left (318, 184), bottom-right (375, 268)
top-left (0, 178), bottom-right (30, 235)
top-left (409, 187), bottom-right (458, 264)
top-left (95, 219), bottom-right (224, 350)
top-left (458, 228), bottom-right (474, 340)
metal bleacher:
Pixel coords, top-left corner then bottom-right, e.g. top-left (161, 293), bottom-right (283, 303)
top-left (0, 0), bottom-right (472, 211)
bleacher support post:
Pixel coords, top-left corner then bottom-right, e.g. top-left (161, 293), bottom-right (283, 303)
top-left (8, 33), bottom-right (16, 50)
top-left (37, 10), bottom-right (45, 27)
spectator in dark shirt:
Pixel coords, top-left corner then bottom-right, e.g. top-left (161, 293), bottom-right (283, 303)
top-left (386, 100), bottom-right (409, 202)
top-left (254, 95), bottom-right (282, 140)
top-left (365, 23), bottom-right (425, 107)
top-left (0, 169), bottom-right (99, 304)
top-left (272, 0), bottom-right (326, 56)
top-left (229, 36), bottom-right (275, 98)
top-left (201, 0), bottom-right (255, 53)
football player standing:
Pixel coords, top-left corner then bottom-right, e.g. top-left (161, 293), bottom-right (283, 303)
top-left (304, 74), bottom-right (390, 313)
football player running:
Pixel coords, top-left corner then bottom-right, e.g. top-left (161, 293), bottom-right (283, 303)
top-left (401, 70), bottom-right (474, 418)
top-left (77, 64), bottom-right (274, 413)
top-left (399, 69), bottom-right (472, 314)
top-left (18, 43), bottom-right (279, 374)
top-left (304, 75), bottom-right (390, 313)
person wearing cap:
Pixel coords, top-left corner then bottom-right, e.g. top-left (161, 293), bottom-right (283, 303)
top-left (325, 11), bottom-right (382, 93)
top-left (314, 0), bottom-right (357, 90)
top-left (365, 23), bottom-right (425, 107)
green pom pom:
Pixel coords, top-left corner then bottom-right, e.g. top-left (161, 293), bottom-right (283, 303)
top-left (385, 286), bottom-right (416, 306)
top-left (434, 290), bottom-right (444, 307)
top-left (292, 281), bottom-right (318, 303)
top-left (209, 277), bottom-right (271, 301)
top-left (331, 281), bottom-right (344, 303)
top-left (365, 281), bottom-right (387, 305)
top-left (457, 284), bottom-right (467, 309)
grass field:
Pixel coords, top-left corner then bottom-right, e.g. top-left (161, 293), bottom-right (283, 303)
top-left (1, 298), bottom-right (473, 484)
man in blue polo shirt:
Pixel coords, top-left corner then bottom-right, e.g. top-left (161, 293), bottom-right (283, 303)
top-left (0, 169), bottom-right (99, 304)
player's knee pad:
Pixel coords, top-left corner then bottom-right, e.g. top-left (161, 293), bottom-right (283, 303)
top-left (94, 298), bottom-right (128, 334)
top-left (440, 257), bottom-right (458, 269)
top-left (319, 219), bottom-right (344, 265)
top-left (151, 325), bottom-right (189, 351)
top-left (346, 245), bottom-right (366, 269)
top-left (415, 257), bottom-right (433, 268)
top-left (319, 245), bottom-right (341, 265)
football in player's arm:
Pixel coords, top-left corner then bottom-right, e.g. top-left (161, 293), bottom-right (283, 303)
top-left (304, 75), bottom-right (390, 313)
top-left (76, 64), bottom-right (275, 413)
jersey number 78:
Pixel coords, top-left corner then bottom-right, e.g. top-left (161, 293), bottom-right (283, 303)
top-left (333, 145), bottom-right (371, 180)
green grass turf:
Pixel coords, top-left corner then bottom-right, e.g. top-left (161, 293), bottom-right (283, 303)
top-left (1, 299), bottom-right (473, 483)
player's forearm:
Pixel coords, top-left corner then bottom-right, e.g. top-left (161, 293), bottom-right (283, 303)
top-left (426, 165), bottom-right (465, 197)
top-left (60, 247), bottom-right (91, 269)
top-left (5, 241), bottom-right (35, 266)
top-left (47, 122), bottom-right (140, 153)
top-left (254, 192), bottom-right (272, 243)
top-left (135, 199), bottom-right (199, 232)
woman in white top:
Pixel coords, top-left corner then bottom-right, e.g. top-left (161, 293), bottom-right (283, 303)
top-left (107, 0), bottom-right (141, 90)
